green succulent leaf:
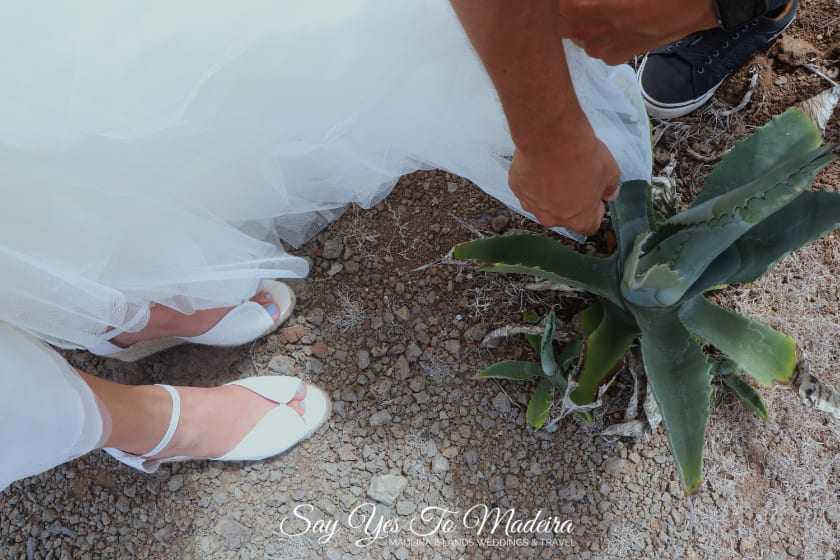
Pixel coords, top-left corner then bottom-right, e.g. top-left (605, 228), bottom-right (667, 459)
top-left (621, 233), bottom-right (687, 307)
top-left (667, 144), bottom-right (836, 227)
top-left (571, 302), bottom-right (639, 405)
top-left (527, 378), bottom-right (555, 429)
top-left (691, 109), bottom-right (824, 206)
top-left (714, 361), bottom-right (769, 420)
top-left (681, 248), bottom-right (741, 299)
top-left (632, 306), bottom-right (712, 495)
top-left (454, 234), bottom-right (623, 308)
top-left (609, 180), bottom-right (654, 265)
top-left (540, 310), bottom-right (558, 377)
top-left (720, 189), bottom-right (840, 284)
top-left (579, 301), bottom-right (604, 334)
top-left (630, 146), bottom-right (836, 307)
top-left (679, 296), bottom-right (797, 386)
top-left (522, 309), bottom-right (541, 323)
top-left (476, 361), bottom-right (544, 381)
top-left (525, 334), bottom-right (541, 354)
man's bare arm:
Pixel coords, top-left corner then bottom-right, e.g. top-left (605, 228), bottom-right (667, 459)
top-left (450, 0), bottom-right (620, 235)
top-left (555, 0), bottom-right (718, 64)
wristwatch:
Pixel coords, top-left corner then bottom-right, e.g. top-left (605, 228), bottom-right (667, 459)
top-left (712, 0), bottom-right (768, 30)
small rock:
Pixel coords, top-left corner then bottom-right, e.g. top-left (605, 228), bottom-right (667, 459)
top-left (442, 339), bottom-right (461, 356)
top-left (492, 392), bottom-right (511, 413)
top-left (279, 324), bottom-right (309, 344)
top-left (311, 341), bottom-right (329, 359)
top-left (307, 308), bottom-right (325, 326)
top-left (775, 76), bottom-right (789, 86)
top-left (464, 450), bottom-right (479, 466)
top-left (357, 350), bottom-right (370, 370)
top-left (337, 445), bottom-right (359, 461)
top-left (446, 181), bottom-right (459, 193)
top-left (369, 411), bottom-right (393, 427)
top-left (322, 239), bottom-right (344, 260)
top-left (396, 501), bottom-right (416, 516)
top-left (167, 475), bottom-right (185, 492)
top-left (394, 306), bottom-right (411, 321)
top-left (490, 214), bottom-right (511, 233)
top-left (214, 518), bottom-right (253, 551)
top-left (394, 355), bottom-right (410, 379)
top-left (326, 262), bottom-right (343, 276)
top-left (213, 491), bottom-right (229, 506)
top-left (431, 456), bottom-right (450, 473)
top-left (367, 475), bottom-right (408, 505)
top-left (603, 457), bottom-right (627, 477)
top-left (739, 536), bottom-right (757, 554)
top-left (463, 324), bottom-right (488, 343)
top-left (268, 354), bottom-right (301, 375)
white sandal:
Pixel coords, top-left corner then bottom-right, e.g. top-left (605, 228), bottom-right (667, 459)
top-left (89, 280), bottom-right (295, 362)
top-left (104, 376), bottom-right (331, 473)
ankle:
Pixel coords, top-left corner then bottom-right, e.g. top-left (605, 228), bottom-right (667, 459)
top-left (101, 385), bottom-right (173, 455)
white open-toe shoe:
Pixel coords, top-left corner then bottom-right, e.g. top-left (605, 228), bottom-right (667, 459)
top-left (88, 280), bottom-right (295, 362)
top-left (104, 376), bottom-right (331, 473)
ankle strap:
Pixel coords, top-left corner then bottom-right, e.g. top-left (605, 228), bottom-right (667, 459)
top-left (142, 384), bottom-right (181, 458)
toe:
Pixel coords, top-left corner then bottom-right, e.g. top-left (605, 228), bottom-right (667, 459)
top-left (251, 290), bottom-right (272, 305)
top-left (287, 399), bottom-right (305, 417)
top-left (292, 382), bottom-right (307, 402)
top-left (263, 303), bottom-right (279, 321)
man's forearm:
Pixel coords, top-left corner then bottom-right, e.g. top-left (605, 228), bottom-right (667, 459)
top-left (449, 0), bottom-right (587, 153)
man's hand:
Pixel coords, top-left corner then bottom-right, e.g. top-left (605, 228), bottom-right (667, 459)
top-left (555, 0), bottom-right (719, 64)
top-left (510, 125), bottom-right (620, 235)
top-left (451, 0), bottom-right (622, 235)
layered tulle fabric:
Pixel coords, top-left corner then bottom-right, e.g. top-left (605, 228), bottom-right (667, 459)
top-left (0, 0), bottom-right (651, 349)
top-left (0, 323), bottom-right (104, 492)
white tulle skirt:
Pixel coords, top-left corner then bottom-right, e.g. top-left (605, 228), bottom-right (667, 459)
top-left (0, 323), bottom-right (105, 492)
top-left (0, 0), bottom-right (651, 350)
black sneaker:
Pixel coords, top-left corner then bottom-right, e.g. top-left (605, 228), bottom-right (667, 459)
top-left (637, 0), bottom-right (798, 119)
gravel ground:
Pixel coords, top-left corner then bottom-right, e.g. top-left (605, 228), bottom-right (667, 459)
top-left (2, 4), bottom-right (839, 557)
top-left (2, 168), bottom-right (838, 560)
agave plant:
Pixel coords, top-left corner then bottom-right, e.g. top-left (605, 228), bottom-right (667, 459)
top-left (455, 109), bottom-right (840, 495)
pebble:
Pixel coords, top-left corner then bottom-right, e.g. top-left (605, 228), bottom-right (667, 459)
top-left (394, 306), bottom-right (411, 321)
top-left (603, 457), bottom-right (627, 477)
top-left (367, 475), bottom-right (408, 506)
top-left (214, 518), bottom-right (252, 551)
top-left (431, 456), bottom-right (450, 473)
top-left (490, 214), bottom-right (511, 233)
top-left (464, 449), bottom-right (479, 466)
top-left (357, 349), bottom-right (371, 370)
top-left (167, 475), bottom-right (185, 493)
top-left (369, 411), bottom-right (393, 427)
top-left (492, 392), bottom-right (511, 413)
top-left (322, 239), bottom-right (344, 260)
top-left (337, 445), bottom-right (359, 461)
top-left (311, 341), bottom-right (329, 358)
top-left (396, 500), bottom-right (416, 516)
top-left (279, 324), bottom-right (309, 344)
top-left (442, 339), bottom-right (461, 356)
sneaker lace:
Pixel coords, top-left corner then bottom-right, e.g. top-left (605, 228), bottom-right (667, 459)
top-left (661, 20), bottom-right (760, 74)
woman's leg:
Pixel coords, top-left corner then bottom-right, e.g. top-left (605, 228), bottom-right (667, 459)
top-left (108, 290), bottom-right (280, 348)
top-left (0, 321), bottom-right (309, 492)
top-left (79, 372), bottom-right (305, 460)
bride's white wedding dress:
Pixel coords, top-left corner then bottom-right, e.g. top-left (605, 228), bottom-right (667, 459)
top-left (1, 0), bottom-right (650, 350)
top-left (0, 1), bottom-right (649, 489)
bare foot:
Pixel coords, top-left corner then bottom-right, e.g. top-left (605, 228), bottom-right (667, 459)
top-left (110, 291), bottom-right (279, 348)
top-left (149, 381), bottom-right (309, 460)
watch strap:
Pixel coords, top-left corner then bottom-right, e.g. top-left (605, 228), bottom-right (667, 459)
top-left (713, 0), bottom-right (769, 30)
